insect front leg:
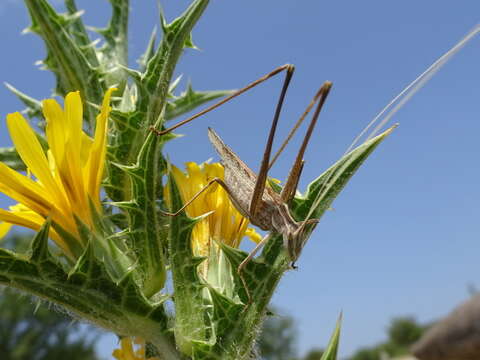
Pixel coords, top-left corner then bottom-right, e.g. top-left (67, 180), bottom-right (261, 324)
top-left (237, 233), bottom-right (272, 305)
top-left (286, 218), bottom-right (321, 265)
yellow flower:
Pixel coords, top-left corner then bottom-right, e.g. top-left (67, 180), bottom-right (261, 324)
top-left (0, 89), bottom-right (115, 258)
top-left (112, 337), bottom-right (159, 360)
top-left (168, 162), bottom-right (261, 260)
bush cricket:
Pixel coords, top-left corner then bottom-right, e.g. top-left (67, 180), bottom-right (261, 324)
top-left (153, 64), bottom-right (333, 298)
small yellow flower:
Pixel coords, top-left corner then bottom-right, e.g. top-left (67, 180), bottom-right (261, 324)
top-left (112, 337), bottom-right (159, 360)
top-left (0, 89), bottom-right (115, 258)
top-left (168, 162), bottom-right (261, 259)
top-left (166, 162), bottom-right (261, 289)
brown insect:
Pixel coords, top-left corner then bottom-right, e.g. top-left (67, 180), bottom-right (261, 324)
top-left (153, 64), bottom-right (331, 292)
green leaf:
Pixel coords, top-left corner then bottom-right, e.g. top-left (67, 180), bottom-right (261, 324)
top-left (94, 0), bottom-right (130, 88)
top-left (29, 219), bottom-right (53, 263)
top-left (142, 0), bottom-right (210, 127)
top-left (104, 110), bottom-right (141, 202)
top-left (4, 83), bottom-right (43, 121)
top-left (74, 201), bottom-right (133, 284)
top-left (98, 0), bottom-right (129, 64)
top-left (64, 0), bottom-right (100, 67)
top-left (0, 147), bottom-right (25, 171)
top-left (320, 314), bottom-right (342, 360)
top-left (120, 132), bottom-right (168, 297)
top-left (201, 235), bottom-right (290, 359)
top-left (138, 27), bottom-right (157, 71)
top-left (23, 0), bottom-right (104, 127)
top-left (163, 166), bottom-right (289, 359)
top-left (166, 171), bottom-right (211, 356)
top-left (106, 0), bottom-right (210, 205)
top-left (208, 287), bottom-right (244, 338)
top-left (0, 221), bottom-right (179, 359)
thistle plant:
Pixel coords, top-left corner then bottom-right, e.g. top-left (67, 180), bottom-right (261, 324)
top-left (0, 1), bottom-right (394, 359)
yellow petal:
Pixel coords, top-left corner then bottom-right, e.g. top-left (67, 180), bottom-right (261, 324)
top-left (245, 227), bottom-right (262, 244)
top-left (61, 151), bottom-right (85, 207)
top-left (0, 162), bottom-right (78, 238)
top-left (170, 162), bottom-right (260, 259)
top-left (53, 93), bottom-right (85, 211)
top-left (0, 222), bottom-right (12, 240)
top-left (1, 90), bottom-right (116, 258)
top-left (6, 112), bottom-right (65, 205)
top-left (113, 338), bottom-right (136, 360)
top-left (0, 162), bottom-right (53, 215)
top-left (64, 91), bottom-right (83, 154)
top-left (80, 133), bottom-right (94, 165)
top-left (0, 207), bottom-right (69, 250)
top-left (86, 88), bottom-right (115, 205)
top-left (0, 207), bottom-right (43, 231)
top-left (43, 98), bottom-right (66, 163)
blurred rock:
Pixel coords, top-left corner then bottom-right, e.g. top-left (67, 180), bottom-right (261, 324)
top-left (411, 294), bottom-right (480, 360)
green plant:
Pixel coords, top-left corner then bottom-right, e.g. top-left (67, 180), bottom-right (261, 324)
top-left (0, 1), bottom-right (393, 359)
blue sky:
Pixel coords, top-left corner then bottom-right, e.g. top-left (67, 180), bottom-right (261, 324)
top-left (1, 1), bottom-right (480, 358)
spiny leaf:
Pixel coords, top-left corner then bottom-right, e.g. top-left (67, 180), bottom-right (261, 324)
top-left (96, 0), bottom-right (129, 65)
top-left (4, 83), bottom-right (43, 121)
top-left (105, 0), bottom-right (210, 209)
top-left (93, 0), bottom-right (130, 88)
top-left (106, 106), bottom-right (173, 204)
top-left (121, 132), bottom-right (168, 297)
top-left (207, 234), bottom-right (291, 359)
top-left (105, 110), bottom-right (142, 202)
top-left (167, 172), bottom-right (211, 355)
top-left (29, 219), bottom-right (52, 263)
top-left (142, 0), bottom-right (210, 127)
top-left (0, 229), bottom-right (174, 353)
top-left (138, 27), bottom-right (157, 71)
top-left (208, 287), bottom-right (244, 336)
top-left (0, 147), bottom-right (25, 171)
top-left (64, 0), bottom-right (99, 66)
top-left (23, 0), bottom-right (104, 127)
top-left (184, 32), bottom-right (197, 50)
top-left (118, 84), bottom-right (138, 113)
top-left (168, 75), bottom-right (183, 95)
top-left (320, 314), bottom-right (342, 360)
top-left (218, 238), bottom-right (287, 305)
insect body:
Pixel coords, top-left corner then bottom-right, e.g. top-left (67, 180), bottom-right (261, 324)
top-left (208, 127), bottom-right (312, 267)
top-left (206, 77), bottom-right (331, 269)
